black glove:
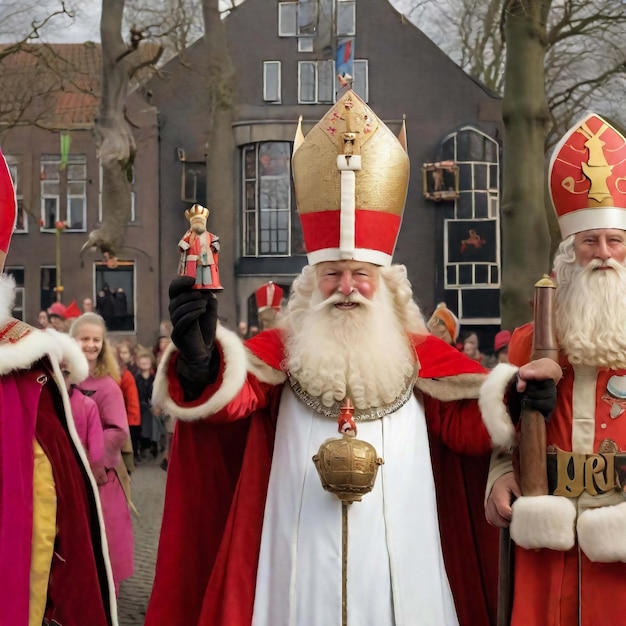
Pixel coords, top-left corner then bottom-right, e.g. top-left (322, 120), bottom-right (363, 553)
top-left (169, 277), bottom-right (220, 398)
top-left (519, 378), bottom-right (557, 420)
top-left (507, 376), bottom-right (557, 423)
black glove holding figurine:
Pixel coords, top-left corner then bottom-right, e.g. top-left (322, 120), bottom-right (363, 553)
top-left (169, 276), bottom-right (220, 399)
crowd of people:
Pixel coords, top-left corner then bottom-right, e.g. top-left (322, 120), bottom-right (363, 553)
top-left (4, 99), bottom-right (626, 626)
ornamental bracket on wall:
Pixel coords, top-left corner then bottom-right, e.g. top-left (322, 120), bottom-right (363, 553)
top-left (422, 161), bottom-right (460, 202)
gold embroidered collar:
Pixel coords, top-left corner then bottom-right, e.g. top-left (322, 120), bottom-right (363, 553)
top-left (288, 372), bottom-right (417, 421)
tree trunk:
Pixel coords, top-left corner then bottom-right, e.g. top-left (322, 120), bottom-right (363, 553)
top-left (500, 0), bottom-right (553, 329)
top-left (202, 0), bottom-right (236, 324)
top-left (85, 0), bottom-right (136, 256)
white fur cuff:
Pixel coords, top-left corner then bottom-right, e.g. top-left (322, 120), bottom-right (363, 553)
top-left (152, 323), bottom-right (248, 422)
top-left (578, 502), bottom-right (626, 562)
top-left (478, 362), bottom-right (518, 449)
top-left (510, 495), bottom-right (576, 551)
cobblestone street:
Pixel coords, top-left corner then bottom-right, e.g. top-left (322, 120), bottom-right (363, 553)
top-left (117, 459), bottom-right (167, 626)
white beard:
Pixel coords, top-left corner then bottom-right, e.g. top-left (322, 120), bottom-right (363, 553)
top-left (283, 277), bottom-right (417, 410)
top-left (555, 257), bottom-right (626, 368)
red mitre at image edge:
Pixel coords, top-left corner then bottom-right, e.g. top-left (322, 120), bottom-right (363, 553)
top-left (0, 149), bottom-right (17, 263)
top-left (550, 113), bottom-right (626, 238)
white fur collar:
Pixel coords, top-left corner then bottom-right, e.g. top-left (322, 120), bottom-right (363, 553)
top-left (0, 273), bottom-right (16, 320)
top-left (0, 273), bottom-right (88, 383)
top-left (152, 323), bottom-right (248, 421)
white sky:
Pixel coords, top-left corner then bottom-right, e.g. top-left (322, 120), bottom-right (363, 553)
top-left (0, 0), bottom-right (427, 44)
top-left (0, 1), bottom-right (99, 43)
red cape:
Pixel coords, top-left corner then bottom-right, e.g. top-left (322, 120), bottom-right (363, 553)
top-left (146, 331), bottom-right (497, 626)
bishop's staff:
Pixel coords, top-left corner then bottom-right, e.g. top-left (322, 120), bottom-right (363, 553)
top-left (518, 274), bottom-right (558, 496)
top-left (498, 274), bottom-right (558, 626)
top-left (313, 399), bottom-right (384, 626)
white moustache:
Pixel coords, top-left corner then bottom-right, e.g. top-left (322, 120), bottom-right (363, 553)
top-left (311, 291), bottom-right (373, 312)
top-left (585, 258), bottom-right (621, 272)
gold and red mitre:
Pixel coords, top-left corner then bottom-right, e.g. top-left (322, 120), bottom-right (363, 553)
top-left (185, 203), bottom-right (210, 223)
top-left (292, 90), bottom-right (409, 266)
top-left (255, 281), bottom-right (283, 312)
top-left (549, 112), bottom-right (626, 238)
top-left (0, 148), bottom-right (16, 271)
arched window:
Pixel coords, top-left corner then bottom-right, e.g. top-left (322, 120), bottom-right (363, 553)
top-left (440, 127), bottom-right (501, 323)
top-left (241, 141), bottom-right (305, 257)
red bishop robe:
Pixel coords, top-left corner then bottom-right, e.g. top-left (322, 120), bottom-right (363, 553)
top-left (504, 324), bottom-right (626, 626)
top-left (146, 328), bottom-right (498, 626)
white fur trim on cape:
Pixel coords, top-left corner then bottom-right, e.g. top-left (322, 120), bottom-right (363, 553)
top-left (577, 501), bottom-right (626, 562)
top-left (479, 362), bottom-right (519, 450)
top-left (246, 350), bottom-right (287, 386)
top-left (44, 329), bottom-right (89, 384)
top-left (152, 323), bottom-right (248, 422)
top-left (0, 274), bottom-right (118, 623)
top-left (510, 495), bottom-right (576, 551)
top-left (0, 324), bottom-right (86, 385)
top-left (0, 273), bottom-right (15, 318)
top-left (414, 372), bottom-right (486, 402)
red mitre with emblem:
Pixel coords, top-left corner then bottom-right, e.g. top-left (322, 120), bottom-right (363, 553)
top-left (255, 281), bottom-right (283, 313)
top-left (549, 112), bottom-right (626, 238)
top-left (0, 148), bottom-right (17, 271)
top-left (292, 89), bottom-right (409, 266)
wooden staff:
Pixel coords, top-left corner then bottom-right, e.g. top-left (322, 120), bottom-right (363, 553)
top-left (519, 274), bottom-right (558, 496)
top-left (498, 275), bottom-right (558, 626)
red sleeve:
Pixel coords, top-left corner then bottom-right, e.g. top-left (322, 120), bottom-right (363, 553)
top-left (245, 328), bottom-right (285, 371)
top-left (423, 394), bottom-right (492, 456)
top-left (120, 369), bottom-right (141, 426)
top-left (165, 349), bottom-right (273, 424)
top-left (414, 334), bottom-right (487, 377)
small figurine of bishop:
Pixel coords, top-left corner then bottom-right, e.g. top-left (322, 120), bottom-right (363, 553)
top-left (178, 204), bottom-right (223, 290)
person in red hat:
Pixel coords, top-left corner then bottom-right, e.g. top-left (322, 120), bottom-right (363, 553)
top-left (145, 91), bottom-right (517, 626)
top-left (254, 281), bottom-right (284, 330)
top-left (481, 113), bottom-right (626, 626)
top-left (0, 150), bottom-right (117, 625)
top-left (47, 301), bottom-right (69, 332)
top-left (48, 299), bottom-right (82, 333)
top-left (493, 329), bottom-right (511, 364)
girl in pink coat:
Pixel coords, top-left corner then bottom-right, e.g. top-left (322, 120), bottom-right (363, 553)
top-left (70, 313), bottom-right (134, 595)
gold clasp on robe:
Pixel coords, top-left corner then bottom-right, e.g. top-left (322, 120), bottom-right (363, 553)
top-left (553, 448), bottom-right (617, 497)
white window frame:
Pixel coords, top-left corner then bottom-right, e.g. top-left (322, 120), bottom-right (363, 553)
top-left (66, 158), bottom-right (87, 231)
top-left (94, 260), bottom-right (136, 333)
top-left (440, 128), bottom-right (501, 294)
top-left (298, 60), bottom-right (335, 104)
top-left (263, 61), bottom-right (282, 103)
top-left (40, 154), bottom-right (87, 232)
top-left (241, 142), bottom-right (293, 258)
top-left (5, 266), bottom-right (24, 320)
top-left (6, 156), bottom-right (27, 233)
top-left (336, 0), bottom-right (356, 36)
top-left (297, 0), bottom-right (317, 37)
top-left (298, 37), bottom-right (314, 53)
top-left (41, 155), bottom-right (61, 231)
top-left (278, 1), bottom-right (297, 37)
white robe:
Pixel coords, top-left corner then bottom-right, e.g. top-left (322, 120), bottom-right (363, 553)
top-left (252, 387), bottom-right (458, 626)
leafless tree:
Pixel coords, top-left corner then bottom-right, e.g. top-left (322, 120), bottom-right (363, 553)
top-left (81, 0), bottom-right (163, 256)
top-left (499, 1), bottom-right (553, 328)
top-left (397, 0), bottom-right (626, 326)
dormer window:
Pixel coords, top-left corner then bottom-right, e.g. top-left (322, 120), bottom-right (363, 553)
top-left (278, 2), bottom-right (297, 37)
top-left (337, 0), bottom-right (355, 36)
